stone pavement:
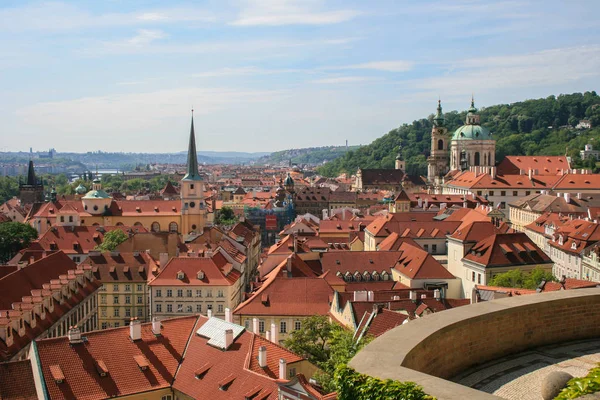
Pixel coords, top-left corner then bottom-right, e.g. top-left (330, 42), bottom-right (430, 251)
top-left (452, 338), bottom-right (600, 400)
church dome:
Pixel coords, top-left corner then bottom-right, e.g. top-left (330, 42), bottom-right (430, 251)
top-left (75, 183), bottom-right (87, 195)
top-left (452, 124), bottom-right (493, 141)
top-left (82, 189), bottom-right (111, 199)
top-left (284, 173), bottom-right (294, 187)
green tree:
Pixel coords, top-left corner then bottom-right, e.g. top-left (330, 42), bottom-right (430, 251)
top-left (95, 229), bottom-right (128, 252)
top-left (0, 176), bottom-right (19, 203)
top-left (215, 206), bottom-right (238, 226)
top-left (284, 315), bottom-right (372, 393)
top-left (0, 222), bottom-right (38, 263)
top-left (489, 267), bottom-right (556, 289)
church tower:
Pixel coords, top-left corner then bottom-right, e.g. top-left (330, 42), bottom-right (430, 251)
top-left (427, 100), bottom-right (450, 183)
top-left (180, 111), bottom-right (207, 236)
top-left (19, 160), bottom-right (44, 203)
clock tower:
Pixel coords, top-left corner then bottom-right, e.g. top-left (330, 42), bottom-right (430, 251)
top-left (180, 110), bottom-right (207, 236)
top-left (427, 99), bottom-right (450, 188)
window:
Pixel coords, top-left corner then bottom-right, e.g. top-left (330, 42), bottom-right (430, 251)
top-left (207, 304), bottom-right (213, 311)
top-left (295, 321), bottom-right (302, 331)
top-left (114, 308), bottom-right (120, 317)
top-left (177, 304), bottom-right (183, 313)
top-left (513, 191), bottom-right (518, 196)
top-left (113, 296), bottom-right (119, 304)
top-left (280, 321), bottom-right (287, 333)
top-left (137, 296), bottom-right (143, 304)
top-left (169, 222), bottom-right (178, 233)
top-left (217, 290), bottom-right (224, 298)
top-left (526, 191), bottom-right (531, 196)
top-left (113, 284), bottom-right (119, 292)
top-left (114, 322), bottom-right (120, 328)
top-left (477, 274), bottom-right (481, 284)
top-left (156, 304), bottom-right (162, 312)
top-left (166, 289), bottom-right (173, 297)
top-left (196, 304), bottom-right (202, 313)
top-left (190, 184), bottom-right (194, 189)
top-left (177, 289), bottom-right (183, 298)
top-left (100, 296), bottom-right (106, 304)
top-left (423, 244), bottom-right (429, 252)
top-left (156, 289), bottom-right (162, 298)
top-left (125, 296), bottom-right (131, 304)
top-left (206, 290), bottom-right (213, 298)
top-left (125, 284), bottom-right (131, 292)
top-left (166, 304), bottom-right (173, 313)
top-left (186, 289), bottom-right (192, 297)
top-left (162, 395), bottom-right (173, 400)
top-left (151, 222), bottom-right (160, 232)
top-left (101, 322), bottom-right (108, 329)
top-left (501, 191), bottom-right (506, 196)
top-left (125, 308), bottom-right (131, 317)
top-left (101, 308), bottom-right (107, 317)
top-left (137, 284), bottom-right (143, 292)
top-left (137, 308), bottom-right (143, 317)
top-left (477, 191), bottom-right (482, 196)
top-left (432, 244), bottom-right (437, 253)
top-left (218, 304), bottom-right (224, 313)
top-left (73, 256), bottom-right (80, 263)
top-left (186, 305), bottom-right (193, 313)
top-left (245, 320), bottom-right (250, 330)
top-left (472, 271), bottom-right (476, 281)
top-left (489, 191), bottom-right (494, 196)
top-left (196, 289), bottom-right (202, 297)
top-left (289, 368), bottom-right (296, 378)
top-left (259, 320), bottom-right (265, 333)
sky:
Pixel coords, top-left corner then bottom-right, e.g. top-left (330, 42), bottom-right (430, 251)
top-left (1, 0), bottom-right (600, 154)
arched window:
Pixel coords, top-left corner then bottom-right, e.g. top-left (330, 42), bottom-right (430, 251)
top-left (437, 139), bottom-right (444, 150)
top-left (353, 271), bottom-right (362, 282)
top-left (484, 153), bottom-right (487, 165)
top-left (474, 152), bottom-right (480, 166)
top-left (489, 152), bottom-right (492, 165)
top-left (134, 222), bottom-right (143, 227)
top-left (151, 222), bottom-right (160, 232)
top-left (344, 271), bottom-right (352, 282)
top-left (381, 271), bottom-right (389, 281)
top-left (372, 272), bottom-right (380, 281)
top-left (116, 222), bottom-right (124, 226)
top-left (363, 271), bottom-right (370, 281)
top-left (169, 222), bottom-right (178, 233)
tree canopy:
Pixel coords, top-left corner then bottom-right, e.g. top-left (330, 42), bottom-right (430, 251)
top-left (95, 229), bottom-right (128, 252)
top-left (318, 91), bottom-right (600, 177)
top-left (0, 222), bottom-right (38, 263)
top-left (488, 267), bottom-right (556, 289)
top-left (215, 206), bottom-right (238, 226)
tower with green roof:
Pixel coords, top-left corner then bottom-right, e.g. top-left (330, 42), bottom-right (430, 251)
top-left (180, 110), bottom-right (207, 236)
top-left (449, 96), bottom-right (496, 172)
top-left (427, 99), bottom-right (450, 185)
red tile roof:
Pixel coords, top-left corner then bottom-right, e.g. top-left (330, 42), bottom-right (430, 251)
top-left (376, 232), bottom-right (419, 251)
top-left (365, 214), bottom-right (460, 238)
top-left (149, 256), bottom-right (241, 287)
top-left (81, 252), bottom-right (156, 283)
top-left (320, 251), bottom-right (403, 276)
top-left (394, 243), bottom-right (455, 280)
top-left (497, 156), bottom-right (569, 175)
top-left (450, 221), bottom-right (500, 242)
top-left (0, 360), bottom-right (37, 400)
top-left (464, 232), bottom-right (552, 267)
top-left (35, 316), bottom-right (198, 400)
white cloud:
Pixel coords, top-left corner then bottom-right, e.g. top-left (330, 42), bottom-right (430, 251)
top-left (191, 66), bottom-right (305, 78)
top-left (311, 76), bottom-right (382, 84)
top-left (323, 60), bottom-right (414, 72)
top-left (230, 0), bottom-right (361, 26)
top-left (127, 29), bottom-right (166, 46)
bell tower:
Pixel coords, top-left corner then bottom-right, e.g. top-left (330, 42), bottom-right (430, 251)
top-left (180, 110), bottom-right (207, 236)
top-left (427, 100), bottom-right (449, 184)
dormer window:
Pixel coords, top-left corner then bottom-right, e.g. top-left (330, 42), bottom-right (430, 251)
top-left (559, 236), bottom-right (564, 245)
top-left (571, 242), bottom-right (577, 250)
top-left (197, 271), bottom-right (205, 280)
top-left (177, 271), bottom-right (185, 280)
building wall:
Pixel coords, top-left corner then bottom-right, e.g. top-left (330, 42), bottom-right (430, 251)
top-left (548, 244), bottom-right (582, 279)
top-left (238, 315), bottom-right (309, 344)
top-left (98, 282), bottom-right (150, 330)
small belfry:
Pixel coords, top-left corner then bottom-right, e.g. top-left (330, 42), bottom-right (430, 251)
top-left (427, 99), bottom-right (450, 185)
top-left (180, 109), bottom-right (207, 236)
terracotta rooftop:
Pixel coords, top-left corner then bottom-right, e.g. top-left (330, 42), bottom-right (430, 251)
top-left (393, 242), bottom-right (456, 280)
top-left (148, 256), bottom-right (240, 287)
top-left (0, 360), bottom-right (37, 400)
top-left (465, 232), bottom-right (552, 267)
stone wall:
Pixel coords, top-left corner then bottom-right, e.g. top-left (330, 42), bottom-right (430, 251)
top-left (350, 288), bottom-right (600, 400)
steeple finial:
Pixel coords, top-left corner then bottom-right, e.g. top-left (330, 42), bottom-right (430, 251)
top-left (471, 93), bottom-right (474, 108)
top-left (183, 110), bottom-right (201, 181)
top-left (433, 98), bottom-right (445, 127)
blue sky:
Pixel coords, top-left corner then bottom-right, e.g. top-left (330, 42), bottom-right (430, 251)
top-left (1, 0), bottom-right (599, 153)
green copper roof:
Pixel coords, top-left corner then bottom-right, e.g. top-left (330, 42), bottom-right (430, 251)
top-left (452, 124), bottom-right (493, 140)
top-left (468, 96), bottom-right (477, 114)
top-left (284, 173), bottom-right (294, 186)
top-left (75, 184), bottom-right (87, 194)
top-left (82, 189), bottom-right (111, 199)
top-left (182, 112), bottom-right (202, 181)
top-left (433, 99), bottom-right (445, 127)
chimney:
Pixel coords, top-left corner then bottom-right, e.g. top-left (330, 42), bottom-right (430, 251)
top-left (67, 326), bottom-right (83, 344)
top-left (279, 359), bottom-right (287, 380)
top-left (271, 323), bottom-right (278, 344)
top-left (266, 331), bottom-right (271, 341)
top-left (225, 308), bottom-right (232, 323)
top-left (434, 289), bottom-right (441, 300)
top-left (258, 346), bottom-right (267, 368)
top-left (207, 309), bottom-right (213, 319)
top-left (417, 198), bottom-right (423, 208)
top-left (528, 168), bottom-right (533, 180)
top-left (557, 192), bottom-right (561, 198)
top-left (423, 199), bottom-right (428, 209)
top-left (152, 317), bottom-right (162, 336)
top-left (29, 256), bottom-right (35, 266)
top-left (159, 252), bottom-right (169, 267)
top-left (130, 318), bottom-right (142, 341)
top-left (409, 291), bottom-right (417, 302)
top-left (367, 291), bottom-right (374, 302)
top-left (421, 294), bottom-right (427, 299)
top-left (490, 166), bottom-right (497, 179)
top-left (564, 192), bottom-right (571, 204)
top-left (293, 233), bottom-right (298, 254)
top-left (577, 192), bottom-right (582, 199)
top-left (253, 318), bottom-right (259, 334)
top-left (224, 328), bottom-right (234, 350)
top-left (286, 255), bottom-right (292, 275)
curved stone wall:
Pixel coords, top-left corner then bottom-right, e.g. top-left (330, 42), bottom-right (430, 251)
top-left (349, 288), bottom-right (600, 400)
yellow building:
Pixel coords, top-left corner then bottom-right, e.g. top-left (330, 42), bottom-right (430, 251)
top-left (81, 251), bottom-right (158, 329)
top-left (28, 113), bottom-right (210, 236)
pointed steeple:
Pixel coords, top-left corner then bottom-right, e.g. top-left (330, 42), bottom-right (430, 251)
top-left (183, 110), bottom-right (202, 181)
top-left (468, 94), bottom-right (477, 113)
top-left (26, 160), bottom-right (36, 186)
top-left (433, 99), bottom-right (445, 127)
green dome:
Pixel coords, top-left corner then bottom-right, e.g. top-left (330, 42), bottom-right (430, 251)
top-left (284, 173), bottom-right (294, 187)
top-left (82, 189), bottom-right (111, 199)
top-left (75, 184), bottom-right (87, 194)
top-left (452, 124), bottom-right (493, 141)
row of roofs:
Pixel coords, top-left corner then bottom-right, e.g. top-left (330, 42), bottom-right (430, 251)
top-left (0, 315), bottom-right (323, 400)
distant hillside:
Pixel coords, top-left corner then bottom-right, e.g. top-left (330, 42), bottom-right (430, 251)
top-left (257, 145), bottom-right (360, 166)
top-left (318, 92), bottom-right (600, 177)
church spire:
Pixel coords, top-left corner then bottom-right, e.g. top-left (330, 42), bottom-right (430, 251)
top-left (183, 109), bottom-right (201, 181)
top-left (26, 159), bottom-right (36, 186)
top-left (433, 99), bottom-right (445, 127)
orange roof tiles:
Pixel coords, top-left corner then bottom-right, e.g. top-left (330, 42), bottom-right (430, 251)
top-left (0, 360), bottom-right (38, 400)
top-left (394, 243), bottom-right (455, 280)
top-left (465, 232), bottom-right (552, 267)
top-left (149, 256), bottom-right (240, 287)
